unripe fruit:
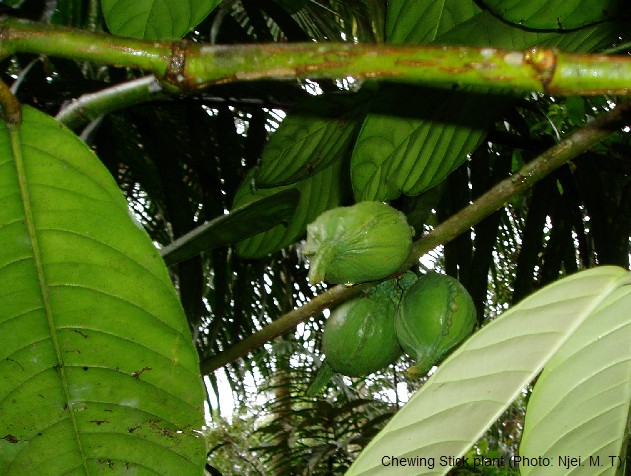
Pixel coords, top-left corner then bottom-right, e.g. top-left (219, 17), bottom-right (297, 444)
top-left (396, 272), bottom-right (476, 378)
top-left (304, 201), bottom-right (413, 285)
top-left (322, 280), bottom-right (402, 377)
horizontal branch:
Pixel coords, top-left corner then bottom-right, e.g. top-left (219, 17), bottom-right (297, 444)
top-left (2, 19), bottom-right (631, 95)
top-left (199, 99), bottom-right (631, 375)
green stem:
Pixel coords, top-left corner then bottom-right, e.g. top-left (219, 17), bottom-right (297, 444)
top-left (3, 20), bottom-right (631, 95)
top-left (56, 75), bottom-right (165, 130)
top-left (87, 0), bottom-right (100, 32)
top-left (199, 99), bottom-right (631, 376)
top-left (199, 283), bottom-right (369, 376)
top-left (0, 20), bottom-right (171, 73)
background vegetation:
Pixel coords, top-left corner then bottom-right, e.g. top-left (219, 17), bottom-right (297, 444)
top-left (1, 0), bottom-right (631, 475)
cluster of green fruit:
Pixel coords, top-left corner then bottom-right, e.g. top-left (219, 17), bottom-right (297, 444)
top-left (304, 202), bottom-right (477, 378)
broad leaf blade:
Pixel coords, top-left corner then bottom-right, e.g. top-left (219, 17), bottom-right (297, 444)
top-left (437, 11), bottom-right (623, 50)
top-left (347, 266), bottom-right (628, 475)
top-left (351, 86), bottom-right (499, 201)
top-left (101, 0), bottom-right (221, 40)
top-left (255, 91), bottom-right (370, 187)
top-left (0, 107), bottom-right (206, 474)
top-left (161, 189), bottom-right (300, 266)
top-left (386, 0), bottom-right (481, 44)
top-left (520, 274), bottom-right (631, 475)
top-left (479, 0), bottom-right (622, 30)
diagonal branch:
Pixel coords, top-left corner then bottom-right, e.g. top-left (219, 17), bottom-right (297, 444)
top-left (55, 76), bottom-right (165, 130)
top-left (199, 99), bottom-right (631, 376)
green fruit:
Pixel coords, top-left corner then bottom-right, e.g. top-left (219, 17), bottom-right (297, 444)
top-left (396, 272), bottom-right (476, 378)
top-left (304, 201), bottom-right (413, 285)
top-left (322, 280), bottom-right (402, 377)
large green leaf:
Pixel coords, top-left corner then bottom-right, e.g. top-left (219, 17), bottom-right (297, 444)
top-left (101, 0), bottom-right (221, 40)
top-left (254, 91), bottom-right (371, 187)
top-left (347, 266), bottom-right (631, 475)
top-left (437, 11), bottom-right (623, 50)
top-left (479, 0), bottom-right (622, 30)
top-left (234, 159), bottom-right (345, 259)
top-left (161, 189), bottom-right (300, 266)
top-left (519, 274), bottom-right (631, 474)
top-left (537, 21), bottom-right (624, 52)
top-left (0, 107), bottom-right (206, 474)
top-left (351, 85), bottom-right (499, 201)
top-left (386, 0), bottom-right (480, 44)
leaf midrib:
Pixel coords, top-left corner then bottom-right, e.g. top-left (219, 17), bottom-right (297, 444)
top-left (10, 125), bottom-right (89, 473)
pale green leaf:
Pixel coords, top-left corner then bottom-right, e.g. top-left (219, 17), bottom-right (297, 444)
top-left (347, 266), bottom-right (629, 476)
top-left (386, 0), bottom-right (480, 44)
top-left (161, 189), bottom-right (300, 266)
top-left (0, 107), bottom-right (206, 474)
top-left (234, 158), bottom-right (345, 258)
top-left (519, 275), bottom-right (631, 475)
top-left (479, 0), bottom-right (622, 30)
top-left (101, 0), bottom-right (221, 40)
top-left (255, 91), bottom-right (370, 187)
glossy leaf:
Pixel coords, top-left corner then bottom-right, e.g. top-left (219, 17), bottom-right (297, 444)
top-left (537, 21), bottom-right (624, 51)
top-left (436, 10), bottom-right (549, 47)
top-left (480, 0), bottom-right (622, 30)
top-left (101, 0), bottom-right (221, 40)
top-left (255, 91), bottom-right (371, 187)
top-left (0, 107), bottom-right (206, 474)
top-left (347, 266), bottom-right (630, 475)
top-left (437, 10), bottom-right (622, 50)
top-left (386, 0), bottom-right (480, 44)
top-left (234, 159), bottom-right (345, 259)
top-left (161, 189), bottom-right (300, 266)
top-left (351, 86), bottom-right (499, 201)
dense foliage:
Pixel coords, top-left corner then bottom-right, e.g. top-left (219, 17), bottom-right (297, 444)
top-left (1, 1), bottom-right (631, 475)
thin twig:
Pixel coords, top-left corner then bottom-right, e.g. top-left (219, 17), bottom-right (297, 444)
top-left (55, 75), bottom-right (164, 130)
